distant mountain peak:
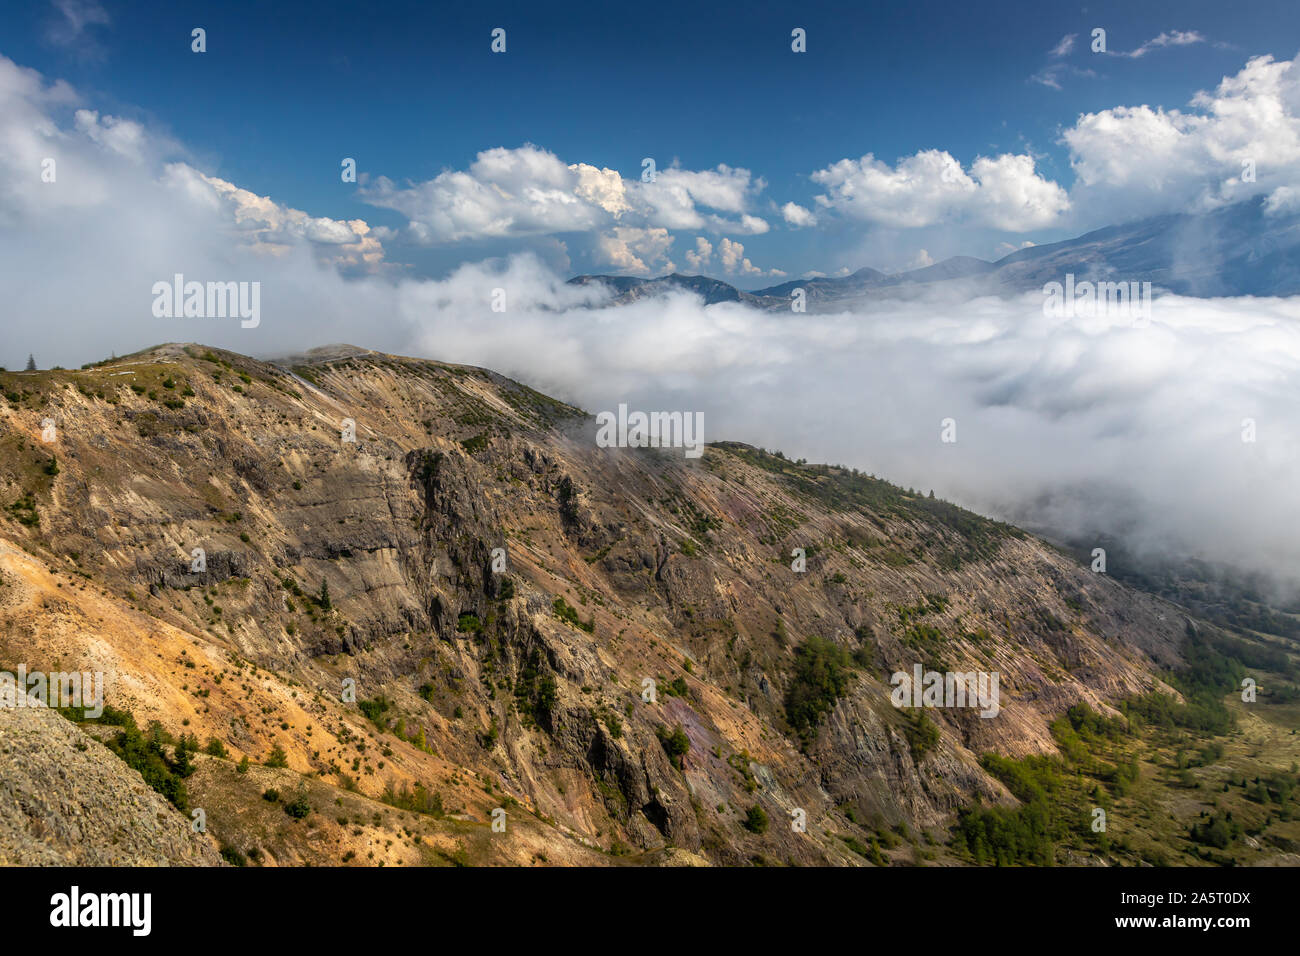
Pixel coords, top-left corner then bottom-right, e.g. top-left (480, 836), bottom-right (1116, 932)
top-left (569, 198), bottom-right (1300, 311)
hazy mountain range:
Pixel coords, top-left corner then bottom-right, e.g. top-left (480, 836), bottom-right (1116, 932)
top-left (570, 197), bottom-right (1300, 307)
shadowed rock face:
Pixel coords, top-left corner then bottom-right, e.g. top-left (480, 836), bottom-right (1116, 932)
top-left (0, 343), bottom-right (1192, 865)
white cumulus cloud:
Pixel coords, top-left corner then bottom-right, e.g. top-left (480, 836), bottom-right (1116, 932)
top-left (1062, 52), bottom-right (1300, 222)
top-left (359, 146), bottom-right (771, 256)
top-left (811, 148), bottom-right (1068, 230)
top-left (781, 201), bottom-right (817, 227)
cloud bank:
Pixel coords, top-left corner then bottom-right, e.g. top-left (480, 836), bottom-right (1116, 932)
top-left (379, 261), bottom-right (1300, 592)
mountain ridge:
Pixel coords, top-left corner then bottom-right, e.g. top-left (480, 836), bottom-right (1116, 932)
top-left (1, 342), bottom-right (1294, 866)
top-left (568, 197), bottom-right (1300, 308)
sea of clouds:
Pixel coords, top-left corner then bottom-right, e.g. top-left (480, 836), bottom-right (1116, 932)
top-left (390, 259), bottom-right (1300, 594)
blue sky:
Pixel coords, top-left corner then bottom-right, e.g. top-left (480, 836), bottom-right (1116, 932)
top-left (7, 0), bottom-right (1300, 283)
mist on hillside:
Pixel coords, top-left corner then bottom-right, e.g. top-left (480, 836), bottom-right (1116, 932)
top-left (387, 257), bottom-right (1300, 598)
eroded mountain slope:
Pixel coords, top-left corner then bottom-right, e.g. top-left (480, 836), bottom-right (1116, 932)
top-left (0, 343), bottom-right (1193, 864)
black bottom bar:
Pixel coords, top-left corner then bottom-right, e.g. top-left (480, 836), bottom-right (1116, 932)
top-left (8, 864), bottom-right (1278, 943)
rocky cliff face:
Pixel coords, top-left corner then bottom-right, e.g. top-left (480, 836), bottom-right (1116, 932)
top-left (0, 343), bottom-right (1192, 865)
